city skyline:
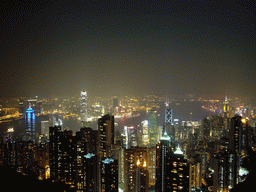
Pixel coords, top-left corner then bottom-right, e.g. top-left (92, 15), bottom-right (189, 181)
top-left (1, 0), bottom-right (256, 98)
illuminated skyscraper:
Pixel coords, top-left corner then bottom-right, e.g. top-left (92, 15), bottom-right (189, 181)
top-left (165, 101), bottom-right (172, 125)
top-left (148, 109), bottom-right (158, 148)
top-left (223, 96), bottom-right (230, 118)
top-left (155, 132), bottom-right (171, 192)
top-left (141, 120), bottom-right (149, 147)
top-left (80, 90), bottom-right (88, 123)
top-left (24, 105), bottom-right (36, 141)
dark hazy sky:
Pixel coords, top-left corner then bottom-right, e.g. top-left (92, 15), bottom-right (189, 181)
top-left (1, 0), bottom-right (256, 98)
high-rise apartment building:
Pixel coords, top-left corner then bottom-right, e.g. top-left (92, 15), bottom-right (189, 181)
top-left (98, 114), bottom-right (115, 159)
top-left (124, 147), bottom-right (148, 192)
top-left (101, 158), bottom-right (118, 192)
top-left (165, 147), bottom-right (189, 191)
top-left (49, 127), bottom-right (77, 186)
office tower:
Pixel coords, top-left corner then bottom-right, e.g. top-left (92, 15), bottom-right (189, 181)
top-left (141, 120), bottom-right (149, 147)
top-left (101, 158), bottom-right (118, 192)
top-left (98, 114), bottom-right (115, 158)
top-left (155, 132), bottom-right (171, 192)
top-left (24, 106), bottom-right (36, 141)
top-left (165, 146), bottom-right (189, 191)
top-left (80, 90), bottom-right (88, 123)
top-left (165, 101), bottom-right (172, 124)
top-left (124, 147), bottom-right (148, 192)
top-left (223, 96), bottom-right (230, 118)
top-left (148, 109), bottom-right (158, 148)
top-left (123, 126), bottom-right (137, 149)
top-left (41, 120), bottom-right (49, 138)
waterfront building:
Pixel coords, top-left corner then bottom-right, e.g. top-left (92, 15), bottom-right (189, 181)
top-left (24, 106), bottom-right (36, 141)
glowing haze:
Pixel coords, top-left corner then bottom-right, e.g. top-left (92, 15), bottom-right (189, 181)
top-left (1, 0), bottom-right (255, 98)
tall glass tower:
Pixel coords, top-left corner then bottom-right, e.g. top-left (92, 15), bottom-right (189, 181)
top-left (24, 105), bottom-right (35, 141)
top-left (80, 90), bottom-right (88, 123)
top-left (148, 109), bottom-right (158, 148)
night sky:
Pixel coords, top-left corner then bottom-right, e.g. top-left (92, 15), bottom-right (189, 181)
top-left (1, 0), bottom-right (256, 98)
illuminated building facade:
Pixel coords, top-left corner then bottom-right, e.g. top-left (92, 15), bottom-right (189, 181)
top-left (101, 158), bottom-right (118, 192)
top-left (147, 146), bottom-right (156, 188)
top-left (123, 126), bottom-right (137, 149)
top-left (189, 155), bottom-right (202, 191)
top-left (148, 109), bottom-right (158, 148)
top-left (165, 102), bottom-right (172, 124)
top-left (223, 96), bottom-right (230, 118)
top-left (24, 106), bottom-right (36, 141)
top-left (165, 147), bottom-right (189, 191)
top-left (141, 120), bottom-right (149, 147)
top-left (134, 159), bottom-right (149, 192)
top-left (124, 147), bottom-right (148, 192)
top-left (80, 90), bottom-right (88, 123)
top-left (213, 152), bottom-right (229, 192)
top-left (49, 127), bottom-right (77, 186)
top-left (98, 114), bottom-right (115, 158)
top-left (155, 132), bottom-right (171, 192)
top-left (82, 153), bottom-right (98, 192)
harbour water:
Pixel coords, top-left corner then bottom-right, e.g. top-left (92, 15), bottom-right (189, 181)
top-left (0, 101), bottom-right (213, 140)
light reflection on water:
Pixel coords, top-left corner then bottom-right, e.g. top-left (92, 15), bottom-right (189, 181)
top-left (0, 101), bottom-right (212, 140)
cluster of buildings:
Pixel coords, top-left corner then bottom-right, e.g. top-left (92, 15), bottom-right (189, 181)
top-left (0, 91), bottom-right (256, 192)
